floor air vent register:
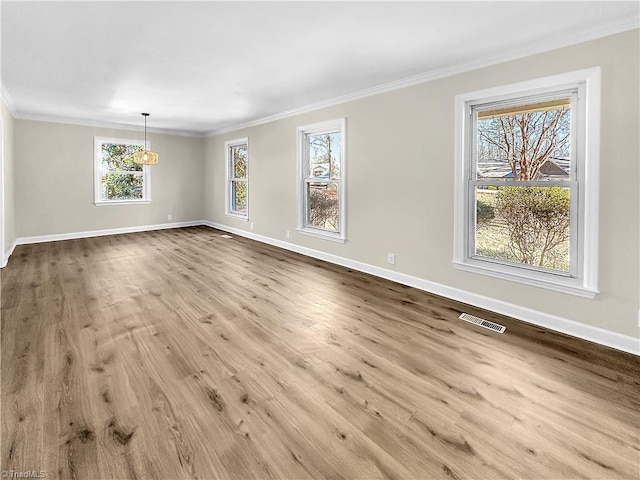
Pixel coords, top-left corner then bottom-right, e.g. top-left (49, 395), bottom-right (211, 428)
top-left (458, 313), bottom-right (506, 333)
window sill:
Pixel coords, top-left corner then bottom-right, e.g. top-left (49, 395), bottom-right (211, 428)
top-left (452, 260), bottom-right (598, 299)
top-left (297, 227), bottom-right (346, 244)
top-left (225, 212), bottom-right (249, 221)
top-left (94, 200), bottom-right (151, 206)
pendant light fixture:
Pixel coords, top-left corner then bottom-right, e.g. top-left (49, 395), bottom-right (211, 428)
top-left (133, 113), bottom-right (159, 165)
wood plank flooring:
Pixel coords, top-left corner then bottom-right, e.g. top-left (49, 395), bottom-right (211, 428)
top-left (1, 226), bottom-right (638, 480)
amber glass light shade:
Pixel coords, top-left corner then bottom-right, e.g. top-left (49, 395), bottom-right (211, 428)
top-left (133, 150), bottom-right (159, 165)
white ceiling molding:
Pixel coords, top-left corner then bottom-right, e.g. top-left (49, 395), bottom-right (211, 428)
top-left (12, 113), bottom-right (205, 138)
top-left (0, 83), bottom-right (17, 117)
top-left (206, 15), bottom-right (639, 137)
top-left (3, 2), bottom-right (638, 135)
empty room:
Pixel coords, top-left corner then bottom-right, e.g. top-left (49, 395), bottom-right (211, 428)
top-left (1, 1), bottom-right (639, 479)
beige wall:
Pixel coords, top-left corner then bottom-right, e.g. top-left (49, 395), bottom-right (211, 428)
top-left (14, 120), bottom-right (205, 237)
top-left (205, 30), bottom-right (640, 339)
top-left (2, 101), bottom-right (15, 258)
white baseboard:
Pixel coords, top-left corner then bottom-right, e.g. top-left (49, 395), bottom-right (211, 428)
top-left (4, 219), bottom-right (637, 355)
top-left (15, 220), bottom-right (203, 246)
top-left (2, 239), bottom-right (17, 268)
top-left (203, 220), bottom-right (639, 356)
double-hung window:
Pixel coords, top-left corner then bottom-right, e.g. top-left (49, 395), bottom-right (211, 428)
top-left (94, 137), bottom-right (150, 205)
top-left (297, 118), bottom-right (346, 242)
top-left (453, 68), bottom-right (600, 297)
top-left (225, 138), bottom-right (249, 218)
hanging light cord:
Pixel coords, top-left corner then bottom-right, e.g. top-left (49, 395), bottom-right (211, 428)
top-left (133, 113), bottom-right (158, 165)
top-left (142, 113), bottom-right (149, 149)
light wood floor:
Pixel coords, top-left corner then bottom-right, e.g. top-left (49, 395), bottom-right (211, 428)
top-left (1, 226), bottom-right (638, 480)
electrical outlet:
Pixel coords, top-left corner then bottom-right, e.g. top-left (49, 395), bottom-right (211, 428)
top-left (387, 253), bottom-right (396, 265)
top-left (250, 222), bottom-right (254, 231)
top-left (286, 230), bottom-right (290, 239)
top-left (167, 214), bottom-right (172, 221)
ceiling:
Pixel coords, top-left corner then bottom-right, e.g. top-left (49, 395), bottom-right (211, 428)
top-left (2, 1), bottom-right (638, 136)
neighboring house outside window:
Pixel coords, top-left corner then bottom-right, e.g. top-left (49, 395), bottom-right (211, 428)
top-left (297, 118), bottom-right (346, 243)
top-left (453, 68), bottom-right (600, 297)
top-left (94, 137), bottom-right (150, 205)
top-left (225, 138), bottom-right (249, 219)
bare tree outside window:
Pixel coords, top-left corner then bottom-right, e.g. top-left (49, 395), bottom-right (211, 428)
top-left (298, 118), bottom-right (345, 241)
top-left (306, 132), bottom-right (340, 231)
top-left (230, 144), bottom-right (248, 214)
top-left (474, 100), bottom-right (572, 272)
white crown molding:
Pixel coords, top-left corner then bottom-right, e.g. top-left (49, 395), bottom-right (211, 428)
top-left (0, 82), bottom-right (17, 117)
top-left (1, 18), bottom-right (637, 139)
top-left (206, 18), bottom-right (639, 137)
top-left (203, 220), bottom-right (639, 356)
top-left (4, 19), bottom-right (638, 138)
top-left (12, 113), bottom-right (206, 137)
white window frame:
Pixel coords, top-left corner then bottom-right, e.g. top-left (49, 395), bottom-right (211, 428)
top-left (0, 115), bottom-right (4, 267)
top-left (453, 68), bottom-right (601, 298)
top-left (225, 137), bottom-right (249, 220)
top-left (297, 118), bottom-right (346, 243)
top-left (94, 136), bottom-right (151, 206)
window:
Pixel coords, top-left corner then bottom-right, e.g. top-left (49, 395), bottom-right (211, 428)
top-left (225, 138), bottom-right (249, 218)
top-left (297, 118), bottom-right (346, 242)
top-left (453, 68), bottom-right (600, 297)
top-left (94, 137), bottom-right (150, 205)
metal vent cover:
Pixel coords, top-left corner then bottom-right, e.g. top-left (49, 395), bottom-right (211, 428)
top-left (459, 313), bottom-right (506, 333)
